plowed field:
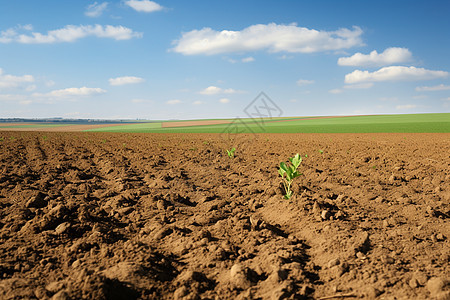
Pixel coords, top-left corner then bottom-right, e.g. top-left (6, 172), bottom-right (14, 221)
top-left (0, 132), bottom-right (449, 299)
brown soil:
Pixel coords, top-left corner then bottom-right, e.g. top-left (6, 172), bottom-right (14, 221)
top-left (0, 124), bottom-right (126, 132)
top-left (0, 132), bottom-right (449, 300)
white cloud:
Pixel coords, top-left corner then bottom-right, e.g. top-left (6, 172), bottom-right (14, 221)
top-left (200, 86), bottom-right (222, 95)
top-left (296, 79), bottom-right (314, 86)
top-left (109, 76), bottom-right (145, 86)
top-left (396, 104), bottom-right (417, 110)
top-left (85, 2), bottom-right (108, 17)
top-left (219, 98), bottom-right (230, 104)
top-left (35, 87), bottom-right (106, 98)
top-left (329, 89), bottom-right (343, 94)
top-left (22, 24), bottom-right (33, 31)
top-left (171, 23), bottom-right (363, 55)
top-left (278, 55), bottom-right (293, 60)
top-left (415, 84), bottom-right (450, 92)
top-left (0, 24), bottom-right (142, 44)
top-left (242, 57), bottom-right (255, 63)
top-left (125, 0), bottom-right (164, 12)
top-left (345, 66), bottom-right (448, 84)
top-left (0, 25), bottom-right (32, 43)
top-left (193, 100), bottom-right (203, 105)
top-left (0, 68), bottom-right (35, 89)
top-left (343, 82), bottom-right (374, 89)
top-left (199, 86), bottom-right (243, 95)
top-left (166, 99), bottom-right (182, 105)
top-left (45, 80), bottom-right (56, 87)
top-left (338, 47), bottom-right (412, 67)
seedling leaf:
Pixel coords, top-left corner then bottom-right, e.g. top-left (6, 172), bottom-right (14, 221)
top-left (226, 147), bottom-right (236, 158)
top-left (279, 153), bottom-right (303, 199)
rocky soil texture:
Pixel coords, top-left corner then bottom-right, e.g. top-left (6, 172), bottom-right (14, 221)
top-left (0, 132), bottom-right (449, 299)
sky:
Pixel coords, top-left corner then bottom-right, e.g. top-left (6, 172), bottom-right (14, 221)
top-left (1, 0), bottom-right (450, 120)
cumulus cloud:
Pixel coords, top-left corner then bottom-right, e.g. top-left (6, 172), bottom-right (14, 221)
top-left (242, 57), bottom-right (255, 63)
top-left (34, 87), bottom-right (106, 98)
top-left (0, 25), bottom-right (32, 43)
top-left (0, 68), bottom-right (35, 89)
top-left (171, 23), bottom-right (363, 55)
top-left (109, 76), bottom-right (145, 86)
top-left (0, 24), bottom-right (142, 44)
top-left (166, 99), bottom-right (182, 105)
top-left (343, 83), bottom-right (374, 89)
top-left (125, 0), bottom-right (164, 12)
top-left (415, 84), bottom-right (450, 92)
top-left (345, 66), bottom-right (448, 84)
top-left (199, 86), bottom-right (243, 95)
top-left (338, 47), bottom-right (412, 67)
top-left (296, 79), bottom-right (314, 86)
top-left (85, 2), bottom-right (108, 17)
top-left (219, 98), bottom-right (230, 104)
top-left (329, 89), bottom-right (343, 94)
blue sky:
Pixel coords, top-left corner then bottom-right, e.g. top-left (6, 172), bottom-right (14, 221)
top-left (1, 0), bottom-right (450, 119)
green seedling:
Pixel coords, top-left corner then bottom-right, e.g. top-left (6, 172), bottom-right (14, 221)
top-left (203, 141), bottom-right (209, 145)
top-left (0, 137), bottom-right (3, 142)
top-left (279, 153), bottom-right (302, 199)
top-left (318, 149), bottom-right (324, 154)
top-left (42, 135), bottom-right (48, 141)
top-left (226, 147), bottom-right (236, 158)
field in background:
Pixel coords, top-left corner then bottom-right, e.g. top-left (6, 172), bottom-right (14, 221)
top-left (85, 113), bottom-right (450, 133)
top-left (1, 113), bottom-right (449, 133)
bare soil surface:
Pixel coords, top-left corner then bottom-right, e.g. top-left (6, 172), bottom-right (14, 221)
top-left (0, 124), bottom-right (125, 132)
top-left (0, 132), bottom-right (449, 300)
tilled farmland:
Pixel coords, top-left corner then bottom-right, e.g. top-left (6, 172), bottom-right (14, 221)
top-left (0, 132), bottom-right (449, 299)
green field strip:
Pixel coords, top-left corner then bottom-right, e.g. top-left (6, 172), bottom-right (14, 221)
top-left (85, 122), bottom-right (163, 132)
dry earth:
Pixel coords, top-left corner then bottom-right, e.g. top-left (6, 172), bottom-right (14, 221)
top-left (0, 124), bottom-right (126, 132)
top-left (0, 132), bottom-right (449, 299)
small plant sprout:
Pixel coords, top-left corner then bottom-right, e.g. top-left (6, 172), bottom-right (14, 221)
top-left (318, 149), bottom-right (324, 154)
top-left (226, 147), bottom-right (236, 158)
top-left (279, 153), bottom-right (302, 199)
